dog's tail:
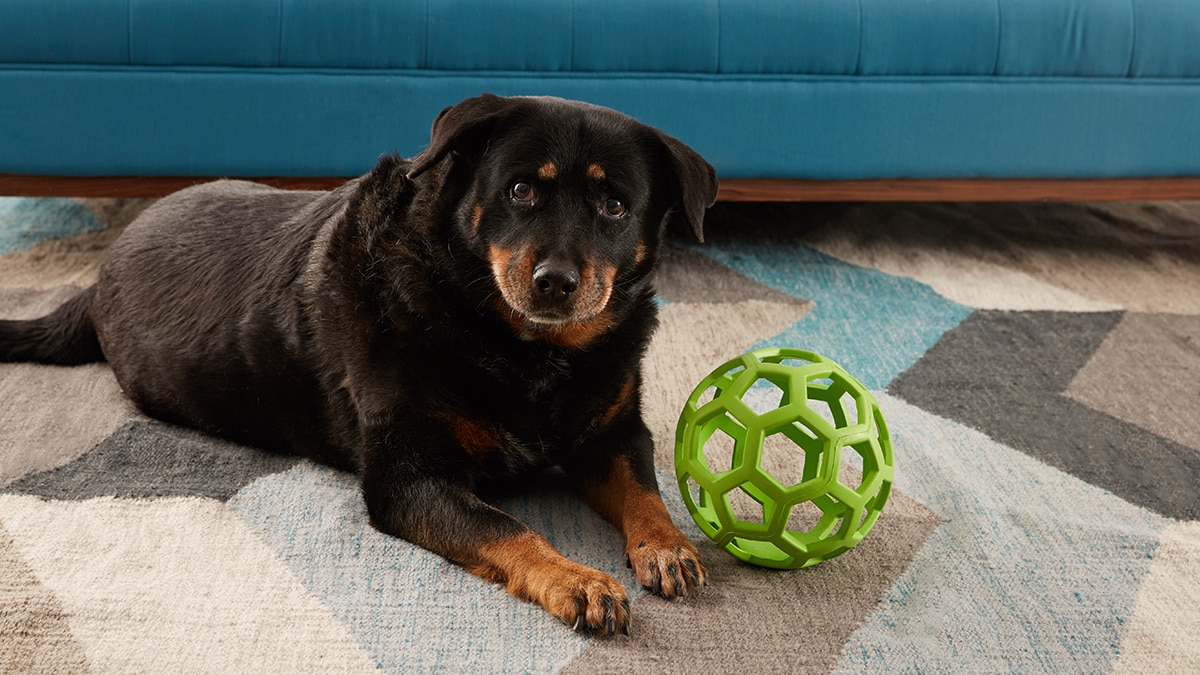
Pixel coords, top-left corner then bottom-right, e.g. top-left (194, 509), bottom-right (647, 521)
top-left (0, 285), bottom-right (105, 364)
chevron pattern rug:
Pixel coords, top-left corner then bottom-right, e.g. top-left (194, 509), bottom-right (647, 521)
top-left (1, 196), bottom-right (1197, 673)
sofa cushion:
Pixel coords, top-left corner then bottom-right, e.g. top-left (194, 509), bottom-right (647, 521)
top-left (2, 0), bottom-right (1198, 77)
top-left (3, 0), bottom-right (1199, 181)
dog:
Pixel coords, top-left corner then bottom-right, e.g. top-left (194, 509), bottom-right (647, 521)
top-left (0, 94), bottom-right (718, 635)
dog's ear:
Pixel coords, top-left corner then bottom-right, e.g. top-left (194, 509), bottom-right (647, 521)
top-left (656, 132), bottom-right (719, 243)
top-left (407, 93), bottom-right (517, 179)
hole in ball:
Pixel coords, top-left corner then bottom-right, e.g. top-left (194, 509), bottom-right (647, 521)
top-left (729, 485), bottom-right (767, 525)
top-left (701, 420), bottom-right (741, 475)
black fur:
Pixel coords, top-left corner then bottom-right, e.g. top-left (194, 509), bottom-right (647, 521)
top-left (0, 95), bottom-right (718, 634)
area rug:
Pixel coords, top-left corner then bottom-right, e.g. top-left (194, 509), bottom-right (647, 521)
top-left (2, 195), bottom-right (1198, 673)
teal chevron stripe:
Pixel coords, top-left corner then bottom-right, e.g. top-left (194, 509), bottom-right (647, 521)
top-left (0, 198), bottom-right (106, 255)
top-left (692, 241), bottom-right (972, 390)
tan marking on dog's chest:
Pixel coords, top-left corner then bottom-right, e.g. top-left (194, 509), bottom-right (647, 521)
top-left (451, 417), bottom-right (503, 458)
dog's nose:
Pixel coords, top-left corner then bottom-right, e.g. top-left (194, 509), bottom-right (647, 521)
top-left (533, 259), bottom-right (580, 299)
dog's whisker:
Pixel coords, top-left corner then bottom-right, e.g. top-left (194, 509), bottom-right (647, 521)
top-left (476, 291), bottom-right (501, 312)
top-left (463, 274), bottom-right (494, 292)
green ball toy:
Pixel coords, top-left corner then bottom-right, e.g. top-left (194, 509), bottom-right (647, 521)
top-left (674, 348), bottom-right (894, 569)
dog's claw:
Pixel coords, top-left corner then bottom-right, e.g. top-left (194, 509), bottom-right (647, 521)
top-left (552, 570), bottom-right (629, 637)
top-left (565, 595), bottom-right (628, 636)
top-left (628, 538), bottom-right (708, 599)
top-left (667, 563), bottom-right (684, 597)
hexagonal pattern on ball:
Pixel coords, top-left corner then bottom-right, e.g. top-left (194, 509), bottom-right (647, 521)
top-left (674, 348), bottom-right (894, 569)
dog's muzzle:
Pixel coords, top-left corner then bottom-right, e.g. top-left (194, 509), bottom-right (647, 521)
top-left (489, 245), bottom-right (613, 326)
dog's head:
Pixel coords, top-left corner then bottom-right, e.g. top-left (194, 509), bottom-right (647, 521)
top-left (407, 94), bottom-right (718, 346)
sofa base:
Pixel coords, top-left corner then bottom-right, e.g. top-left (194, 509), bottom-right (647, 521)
top-left (3, 174), bottom-right (1200, 203)
top-left (717, 177), bottom-right (1200, 202)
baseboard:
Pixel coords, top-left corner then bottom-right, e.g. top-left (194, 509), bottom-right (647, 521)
top-left (717, 177), bottom-right (1200, 202)
top-left (3, 173), bottom-right (1200, 202)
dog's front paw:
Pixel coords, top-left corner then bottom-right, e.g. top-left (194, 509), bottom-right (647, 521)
top-left (477, 532), bottom-right (631, 636)
top-left (542, 564), bottom-right (632, 636)
top-left (626, 534), bottom-right (707, 599)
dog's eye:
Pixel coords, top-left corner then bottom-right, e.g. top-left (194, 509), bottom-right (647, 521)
top-left (602, 197), bottom-right (627, 219)
top-left (511, 182), bottom-right (537, 204)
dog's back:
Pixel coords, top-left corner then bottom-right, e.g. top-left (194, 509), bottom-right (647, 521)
top-left (2, 179), bottom-right (356, 463)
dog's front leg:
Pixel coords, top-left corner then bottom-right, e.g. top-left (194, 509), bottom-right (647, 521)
top-left (574, 424), bottom-right (708, 599)
top-left (360, 438), bottom-right (631, 635)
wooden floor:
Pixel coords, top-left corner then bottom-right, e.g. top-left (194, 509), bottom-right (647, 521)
top-left (3, 173), bottom-right (1200, 202)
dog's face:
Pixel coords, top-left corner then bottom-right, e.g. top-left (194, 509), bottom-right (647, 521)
top-left (407, 95), bottom-right (718, 345)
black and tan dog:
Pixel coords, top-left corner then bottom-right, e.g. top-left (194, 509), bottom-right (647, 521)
top-left (0, 94), bottom-right (718, 635)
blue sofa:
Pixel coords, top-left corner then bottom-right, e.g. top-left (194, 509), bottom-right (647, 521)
top-left (2, 0), bottom-right (1199, 197)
